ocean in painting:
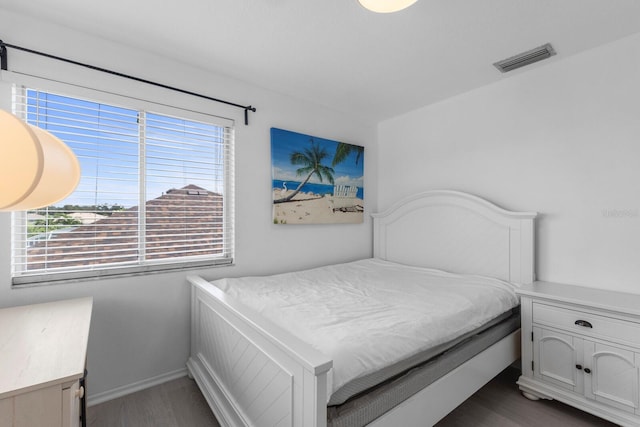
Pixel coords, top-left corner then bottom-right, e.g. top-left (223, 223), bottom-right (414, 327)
top-left (272, 180), bottom-right (364, 200)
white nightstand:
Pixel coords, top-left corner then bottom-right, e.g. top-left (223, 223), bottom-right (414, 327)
top-left (0, 298), bottom-right (93, 427)
top-left (517, 282), bottom-right (640, 426)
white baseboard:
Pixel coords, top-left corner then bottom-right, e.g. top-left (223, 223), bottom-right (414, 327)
top-left (87, 367), bottom-right (188, 407)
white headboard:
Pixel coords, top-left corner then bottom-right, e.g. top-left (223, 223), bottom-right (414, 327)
top-left (372, 190), bottom-right (537, 285)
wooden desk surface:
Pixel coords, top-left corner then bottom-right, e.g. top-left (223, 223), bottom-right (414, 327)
top-left (0, 297), bottom-right (93, 399)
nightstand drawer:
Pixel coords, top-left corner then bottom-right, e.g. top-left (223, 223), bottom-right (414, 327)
top-left (532, 302), bottom-right (640, 347)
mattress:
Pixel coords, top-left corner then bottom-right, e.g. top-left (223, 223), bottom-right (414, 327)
top-left (327, 312), bottom-right (520, 427)
top-left (328, 307), bottom-right (515, 406)
top-left (210, 258), bottom-right (520, 405)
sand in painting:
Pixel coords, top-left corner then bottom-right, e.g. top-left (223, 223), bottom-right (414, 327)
top-left (273, 190), bottom-right (363, 224)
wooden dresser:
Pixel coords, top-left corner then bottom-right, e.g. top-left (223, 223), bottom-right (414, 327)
top-left (0, 297), bottom-right (93, 427)
top-left (517, 282), bottom-right (640, 426)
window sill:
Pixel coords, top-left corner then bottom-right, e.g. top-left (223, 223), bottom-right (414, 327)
top-left (12, 258), bottom-right (234, 288)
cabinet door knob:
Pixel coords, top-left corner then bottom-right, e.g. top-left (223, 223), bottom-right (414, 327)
top-left (584, 368), bottom-right (591, 374)
top-left (576, 364), bottom-right (582, 370)
top-left (75, 385), bottom-right (85, 399)
top-left (574, 320), bottom-right (593, 328)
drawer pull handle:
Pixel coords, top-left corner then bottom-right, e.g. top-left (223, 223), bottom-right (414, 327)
top-left (574, 320), bottom-right (593, 328)
top-left (584, 368), bottom-right (591, 374)
top-left (576, 364), bottom-right (582, 370)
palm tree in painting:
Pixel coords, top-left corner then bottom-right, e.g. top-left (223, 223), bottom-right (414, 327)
top-left (332, 142), bottom-right (364, 167)
top-left (274, 139), bottom-right (335, 204)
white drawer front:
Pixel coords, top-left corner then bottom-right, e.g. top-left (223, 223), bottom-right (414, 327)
top-left (532, 303), bottom-right (640, 347)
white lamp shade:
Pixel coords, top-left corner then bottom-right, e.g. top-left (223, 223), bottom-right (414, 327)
top-left (0, 110), bottom-right (80, 211)
top-left (358, 0), bottom-right (418, 13)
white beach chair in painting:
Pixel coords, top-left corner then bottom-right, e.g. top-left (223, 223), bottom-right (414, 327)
top-left (332, 185), bottom-right (359, 212)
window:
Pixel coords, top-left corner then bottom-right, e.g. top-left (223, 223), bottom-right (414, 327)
top-left (12, 88), bottom-right (234, 285)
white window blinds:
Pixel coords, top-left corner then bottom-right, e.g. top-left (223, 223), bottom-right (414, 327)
top-left (12, 88), bottom-right (235, 284)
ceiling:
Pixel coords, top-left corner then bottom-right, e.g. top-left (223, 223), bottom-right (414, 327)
top-left (2, 0), bottom-right (640, 123)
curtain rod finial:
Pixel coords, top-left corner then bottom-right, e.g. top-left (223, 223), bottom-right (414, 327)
top-left (0, 40), bottom-right (7, 71)
top-left (244, 105), bottom-right (256, 125)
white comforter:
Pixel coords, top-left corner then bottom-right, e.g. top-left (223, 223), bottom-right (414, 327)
top-left (211, 258), bottom-right (519, 403)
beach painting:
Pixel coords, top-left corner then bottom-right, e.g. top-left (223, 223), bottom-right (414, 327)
top-left (271, 128), bottom-right (364, 224)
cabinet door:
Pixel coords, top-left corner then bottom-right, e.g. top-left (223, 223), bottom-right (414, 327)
top-left (534, 327), bottom-right (583, 393)
top-left (0, 398), bottom-right (13, 426)
top-left (583, 341), bottom-right (639, 414)
top-left (14, 385), bottom-right (62, 427)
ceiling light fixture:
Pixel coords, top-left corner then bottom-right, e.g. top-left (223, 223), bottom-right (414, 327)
top-left (0, 109), bottom-right (80, 211)
top-left (358, 0), bottom-right (418, 13)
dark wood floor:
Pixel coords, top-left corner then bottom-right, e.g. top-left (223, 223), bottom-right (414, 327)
top-left (87, 367), bottom-right (616, 427)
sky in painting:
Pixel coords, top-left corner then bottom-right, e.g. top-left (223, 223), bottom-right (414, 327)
top-left (271, 128), bottom-right (364, 188)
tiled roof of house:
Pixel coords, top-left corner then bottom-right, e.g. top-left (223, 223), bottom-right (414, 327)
top-left (27, 184), bottom-right (224, 271)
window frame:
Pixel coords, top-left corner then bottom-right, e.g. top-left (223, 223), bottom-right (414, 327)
top-left (10, 84), bottom-right (235, 286)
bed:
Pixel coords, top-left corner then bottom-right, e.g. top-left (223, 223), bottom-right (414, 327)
top-left (186, 190), bottom-right (537, 427)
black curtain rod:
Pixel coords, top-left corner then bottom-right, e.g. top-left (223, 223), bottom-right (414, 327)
top-left (0, 39), bottom-right (256, 125)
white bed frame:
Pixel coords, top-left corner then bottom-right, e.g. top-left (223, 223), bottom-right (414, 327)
top-left (187, 190), bottom-right (537, 427)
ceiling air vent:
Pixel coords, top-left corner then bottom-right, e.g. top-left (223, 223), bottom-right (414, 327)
top-left (493, 43), bottom-right (556, 73)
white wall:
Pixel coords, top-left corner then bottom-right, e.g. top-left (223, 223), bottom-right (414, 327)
top-left (0, 10), bottom-right (377, 401)
top-left (378, 33), bottom-right (640, 294)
